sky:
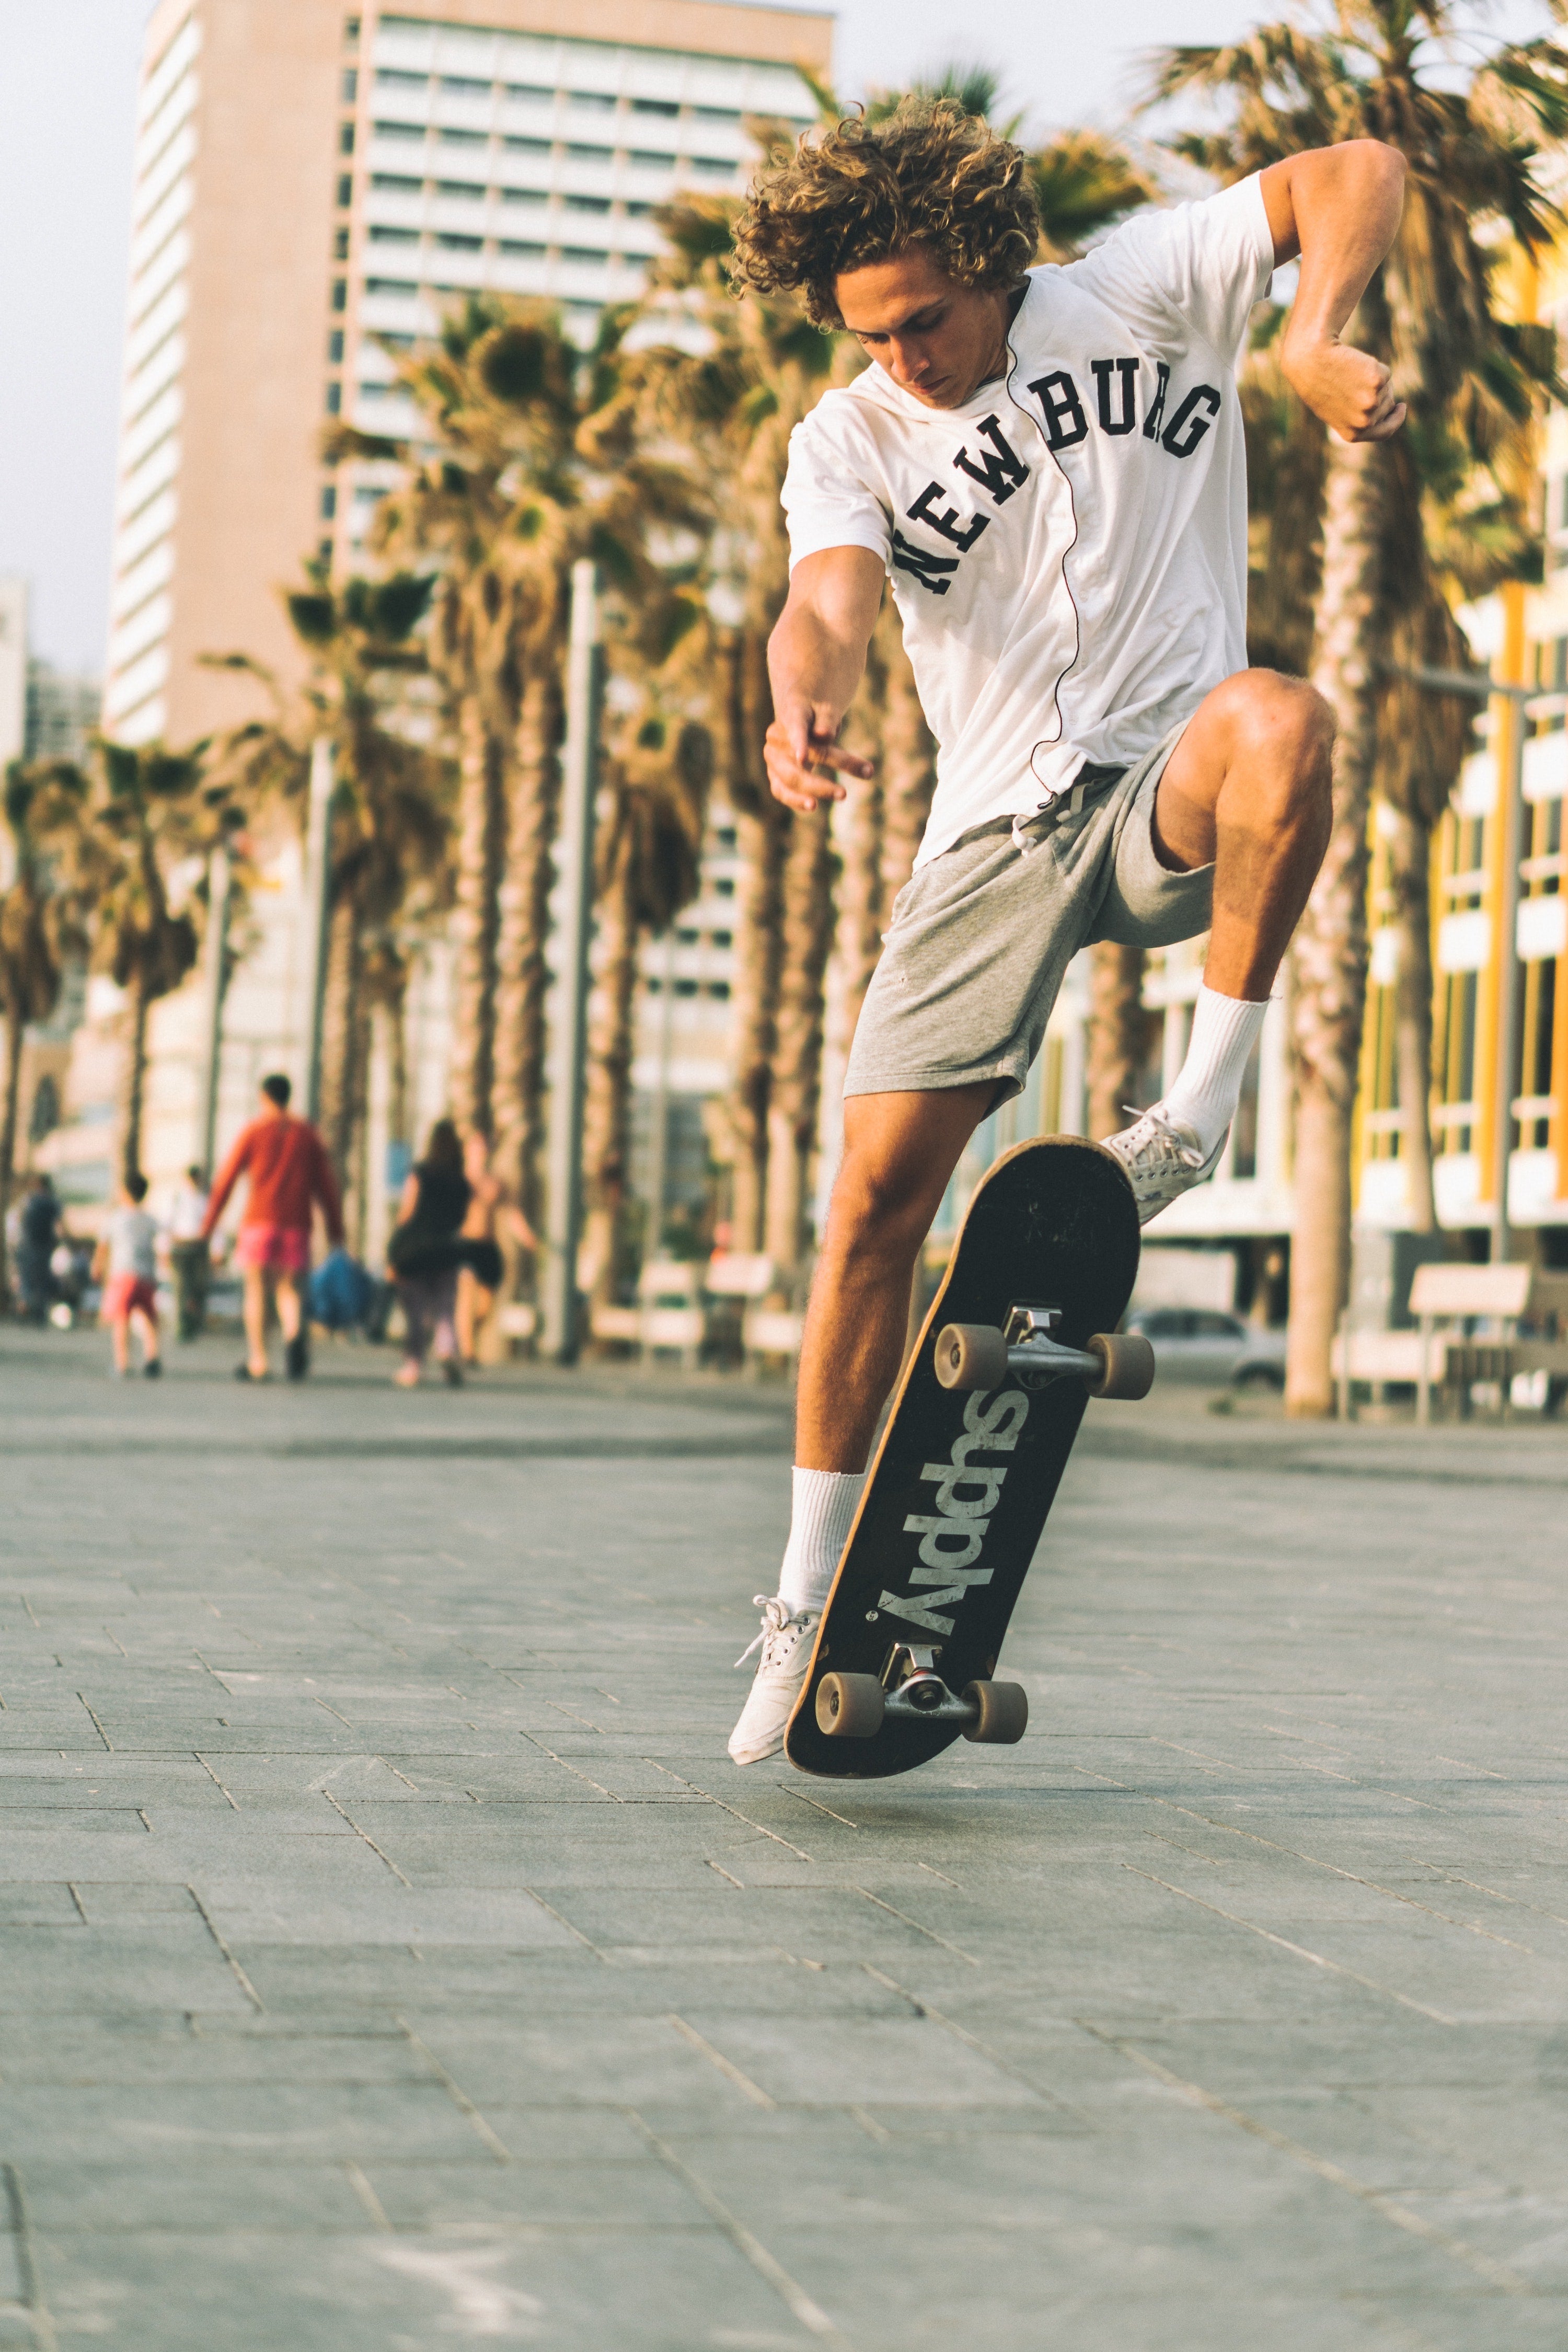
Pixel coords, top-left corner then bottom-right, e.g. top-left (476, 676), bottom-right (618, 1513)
top-left (0, 0), bottom-right (1548, 673)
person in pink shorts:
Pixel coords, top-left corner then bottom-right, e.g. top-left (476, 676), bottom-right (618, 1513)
top-left (94, 1170), bottom-right (163, 1379)
top-left (202, 1074), bottom-right (343, 1382)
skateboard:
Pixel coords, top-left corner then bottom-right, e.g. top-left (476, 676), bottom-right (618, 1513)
top-left (784, 1135), bottom-right (1152, 1780)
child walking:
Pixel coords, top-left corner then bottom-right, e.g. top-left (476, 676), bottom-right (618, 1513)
top-left (95, 1172), bottom-right (162, 1379)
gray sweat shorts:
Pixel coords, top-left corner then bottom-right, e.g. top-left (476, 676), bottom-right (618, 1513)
top-left (845, 719), bottom-right (1213, 1103)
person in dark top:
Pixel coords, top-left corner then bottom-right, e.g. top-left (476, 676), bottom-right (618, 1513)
top-left (387, 1119), bottom-right (472, 1388)
top-left (15, 1174), bottom-right (63, 1323)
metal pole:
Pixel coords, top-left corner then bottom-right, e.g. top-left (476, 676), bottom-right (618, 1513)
top-left (1406, 666), bottom-right (1534, 1266)
top-left (539, 561), bottom-right (602, 1364)
top-left (1492, 702), bottom-right (1527, 1265)
top-left (198, 841), bottom-right (231, 1180)
top-left (301, 736), bottom-right (335, 1123)
top-left (645, 929), bottom-right (676, 1264)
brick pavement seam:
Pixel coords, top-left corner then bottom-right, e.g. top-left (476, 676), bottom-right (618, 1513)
top-left (623, 2111), bottom-right (855, 2349)
top-left (186, 1884), bottom-right (264, 2012)
top-left (666, 2015), bottom-right (776, 2108)
top-left (394, 2020), bottom-right (512, 2163)
top-left (1, 2165), bottom-right (56, 2352)
top-left (1077, 2025), bottom-right (1534, 2299)
top-left (1121, 1866), bottom-right (1459, 2025)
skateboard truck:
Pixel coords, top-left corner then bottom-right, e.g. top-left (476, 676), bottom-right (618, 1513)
top-left (934, 1302), bottom-right (1155, 1399)
top-left (815, 1643), bottom-right (1030, 1744)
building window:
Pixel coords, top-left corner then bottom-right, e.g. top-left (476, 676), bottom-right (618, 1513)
top-left (632, 97), bottom-right (679, 117)
top-left (436, 179), bottom-right (485, 200)
top-left (506, 83), bottom-right (553, 101)
top-left (436, 232), bottom-right (482, 251)
top-left (562, 244), bottom-right (607, 263)
top-left (505, 136), bottom-right (551, 155)
top-left (565, 193), bottom-right (610, 213)
top-left (319, 539), bottom-right (335, 564)
top-left (502, 187), bottom-right (546, 204)
top-left (333, 226), bottom-right (350, 259)
top-left (442, 75), bottom-right (490, 96)
top-left (320, 484), bottom-right (338, 520)
top-left (691, 157), bottom-right (735, 179)
top-left (437, 127), bottom-right (486, 147)
top-left (328, 328), bottom-right (344, 362)
top-left (339, 121), bottom-right (356, 155)
top-left (373, 120), bottom-right (424, 141)
top-left (337, 172), bottom-right (353, 206)
top-left (372, 172), bottom-right (421, 193)
top-left (341, 68), bottom-right (359, 103)
top-left (499, 240), bottom-right (546, 258)
top-left (369, 225), bottom-right (417, 245)
top-left (344, 16), bottom-right (360, 47)
top-left (365, 276), bottom-right (418, 295)
top-left (376, 70), bottom-right (425, 93)
top-left (708, 982), bottom-right (731, 1001)
top-left (694, 106), bottom-right (740, 123)
top-left (630, 149), bottom-right (676, 168)
top-left (568, 90), bottom-right (616, 110)
top-left (326, 380), bottom-right (342, 413)
top-left (330, 278), bottom-right (347, 310)
top-left (625, 201), bottom-right (655, 218)
top-left (567, 142), bottom-right (613, 162)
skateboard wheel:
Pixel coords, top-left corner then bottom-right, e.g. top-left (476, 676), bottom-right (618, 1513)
top-left (1083, 1331), bottom-right (1155, 1401)
top-left (961, 1679), bottom-right (1029, 1744)
top-left (816, 1671), bottom-right (885, 1739)
top-left (934, 1322), bottom-right (1009, 1392)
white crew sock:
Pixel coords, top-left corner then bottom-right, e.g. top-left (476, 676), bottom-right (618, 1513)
top-left (1159, 986), bottom-right (1270, 1158)
top-left (777, 1466), bottom-right (866, 1616)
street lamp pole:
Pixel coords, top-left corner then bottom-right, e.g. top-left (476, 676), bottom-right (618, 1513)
top-left (1409, 665), bottom-right (1532, 1263)
top-left (301, 736), bottom-right (335, 1125)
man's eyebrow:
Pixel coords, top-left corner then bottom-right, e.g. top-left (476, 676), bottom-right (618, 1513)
top-left (846, 301), bottom-right (946, 338)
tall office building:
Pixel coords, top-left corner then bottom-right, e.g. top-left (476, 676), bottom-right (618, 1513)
top-left (105, 0), bottom-right (829, 749)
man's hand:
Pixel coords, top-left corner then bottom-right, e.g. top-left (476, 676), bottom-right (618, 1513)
top-left (1281, 330), bottom-right (1405, 443)
top-left (765, 545), bottom-right (886, 814)
top-left (764, 705), bottom-right (875, 814)
top-left (1261, 144), bottom-right (1407, 446)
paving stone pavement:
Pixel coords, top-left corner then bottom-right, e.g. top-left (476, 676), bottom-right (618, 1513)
top-left (4, 1323), bottom-right (1568, 2350)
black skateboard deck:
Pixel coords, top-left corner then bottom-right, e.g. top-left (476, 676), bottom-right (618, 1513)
top-left (784, 1135), bottom-right (1143, 1780)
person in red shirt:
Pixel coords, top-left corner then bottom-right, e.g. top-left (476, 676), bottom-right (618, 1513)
top-left (202, 1074), bottom-right (343, 1382)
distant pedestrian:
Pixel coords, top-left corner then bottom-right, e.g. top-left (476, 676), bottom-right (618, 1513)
top-left (455, 1129), bottom-right (536, 1368)
top-left (388, 1118), bottom-right (471, 1389)
top-left (14, 1173), bottom-right (62, 1323)
top-left (202, 1074), bottom-right (343, 1383)
top-left (94, 1171), bottom-right (162, 1379)
top-left (166, 1165), bottom-right (211, 1340)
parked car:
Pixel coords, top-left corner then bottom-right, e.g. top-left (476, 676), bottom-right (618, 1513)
top-left (1125, 1306), bottom-right (1288, 1388)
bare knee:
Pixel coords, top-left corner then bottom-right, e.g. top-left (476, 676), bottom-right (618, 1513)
top-left (1219, 671), bottom-right (1334, 827)
top-left (826, 1141), bottom-right (944, 1264)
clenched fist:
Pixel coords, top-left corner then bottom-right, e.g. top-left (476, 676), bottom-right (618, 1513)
top-left (1282, 330), bottom-right (1405, 444)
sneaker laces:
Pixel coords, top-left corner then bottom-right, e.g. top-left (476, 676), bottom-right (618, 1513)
top-left (734, 1594), bottom-right (798, 1669)
top-left (1117, 1103), bottom-right (1207, 1170)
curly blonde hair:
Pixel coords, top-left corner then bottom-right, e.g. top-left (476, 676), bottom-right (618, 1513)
top-left (732, 101), bottom-right (1039, 329)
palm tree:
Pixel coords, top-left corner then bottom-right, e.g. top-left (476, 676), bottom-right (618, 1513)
top-left (59, 743), bottom-right (210, 1181)
top-left (1150, 0), bottom-right (1566, 1414)
top-left (0, 762), bottom-right (86, 1306)
top-left (628, 201), bottom-right (841, 1251)
top-left (357, 297), bottom-right (704, 1227)
top-left (206, 569), bottom-right (446, 1225)
top-left (581, 700), bottom-right (712, 1308)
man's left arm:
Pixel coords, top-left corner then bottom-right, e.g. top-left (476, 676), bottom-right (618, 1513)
top-left (1260, 143), bottom-right (1407, 444)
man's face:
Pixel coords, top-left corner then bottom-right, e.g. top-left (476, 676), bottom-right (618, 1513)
top-left (834, 247), bottom-right (1010, 410)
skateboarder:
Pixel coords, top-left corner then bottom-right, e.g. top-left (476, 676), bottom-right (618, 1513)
top-left (727, 106), bottom-right (1406, 1762)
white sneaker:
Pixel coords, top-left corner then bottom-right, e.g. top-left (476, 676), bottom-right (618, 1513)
top-left (728, 1596), bottom-right (820, 1766)
top-left (1102, 1104), bottom-right (1225, 1226)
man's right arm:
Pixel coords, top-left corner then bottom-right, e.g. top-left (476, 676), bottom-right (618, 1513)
top-left (764, 546), bottom-right (886, 814)
top-left (200, 1127), bottom-right (249, 1240)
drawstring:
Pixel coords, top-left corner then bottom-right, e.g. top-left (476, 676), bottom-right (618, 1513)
top-left (1012, 779), bottom-right (1086, 854)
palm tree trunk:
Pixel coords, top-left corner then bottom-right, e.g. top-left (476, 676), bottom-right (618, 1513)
top-left (580, 840), bottom-right (637, 1313)
top-left (1388, 804), bottom-right (1437, 1232)
top-left (764, 801), bottom-right (836, 1274)
top-left (1086, 943), bottom-right (1147, 1140)
top-left (318, 893), bottom-right (362, 1179)
top-left (724, 628), bottom-right (786, 1253)
top-left (1286, 435), bottom-right (1389, 1417)
top-left (448, 690), bottom-right (505, 1139)
top-left (118, 978), bottom-right (151, 1181)
top-left (0, 1005), bottom-right (21, 1309)
top-left (492, 663), bottom-right (562, 1233)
